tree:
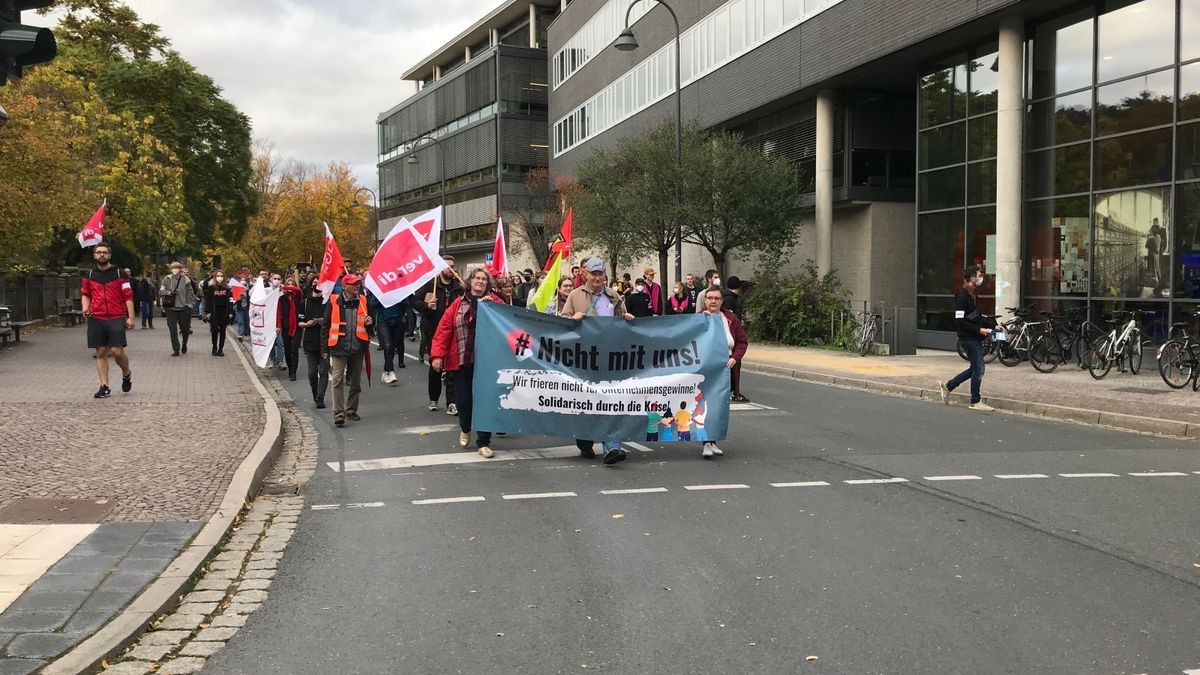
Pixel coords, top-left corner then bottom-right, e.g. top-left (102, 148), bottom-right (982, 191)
top-left (682, 130), bottom-right (800, 277)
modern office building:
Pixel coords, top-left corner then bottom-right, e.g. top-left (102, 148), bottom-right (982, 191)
top-left (548, 0), bottom-right (1200, 347)
top-left (376, 0), bottom-right (561, 266)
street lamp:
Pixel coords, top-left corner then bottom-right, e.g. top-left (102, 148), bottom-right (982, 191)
top-left (616, 0), bottom-right (683, 285)
top-left (406, 135), bottom-right (447, 241)
top-left (350, 186), bottom-right (379, 244)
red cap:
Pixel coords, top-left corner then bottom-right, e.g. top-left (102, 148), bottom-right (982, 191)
top-left (341, 274), bottom-right (362, 286)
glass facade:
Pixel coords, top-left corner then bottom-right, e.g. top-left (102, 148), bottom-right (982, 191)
top-left (917, 47), bottom-right (999, 330)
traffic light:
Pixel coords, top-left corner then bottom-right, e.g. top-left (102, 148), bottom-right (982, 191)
top-left (0, 0), bottom-right (56, 86)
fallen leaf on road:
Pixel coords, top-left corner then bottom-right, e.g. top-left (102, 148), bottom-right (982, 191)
top-left (575, 529), bottom-right (582, 533)
top-left (1193, 563), bottom-right (1200, 568)
top-left (527, 604), bottom-right (538, 609)
top-left (612, 514), bottom-right (624, 519)
top-left (419, 432), bottom-right (430, 436)
top-left (496, 632), bottom-right (505, 637)
top-left (468, 536), bottom-right (476, 541)
top-left (663, 586), bottom-right (672, 591)
top-left (806, 656), bottom-right (818, 661)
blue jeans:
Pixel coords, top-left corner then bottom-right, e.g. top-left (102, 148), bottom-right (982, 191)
top-left (947, 339), bottom-right (984, 404)
top-left (576, 439), bottom-right (621, 455)
top-left (272, 333), bottom-right (285, 365)
top-left (235, 307), bottom-right (248, 335)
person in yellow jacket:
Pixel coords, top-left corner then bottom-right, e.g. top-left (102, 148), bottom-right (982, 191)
top-left (321, 274), bottom-right (374, 427)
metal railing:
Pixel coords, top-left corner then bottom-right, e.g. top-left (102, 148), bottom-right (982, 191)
top-left (0, 271), bottom-right (83, 321)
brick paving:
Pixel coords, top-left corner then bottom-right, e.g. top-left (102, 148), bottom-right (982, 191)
top-left (0, 323), bottom-right (264, 521)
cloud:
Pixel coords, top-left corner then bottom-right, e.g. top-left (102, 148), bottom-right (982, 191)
top-left (30, 0), bottom-right (507, 191)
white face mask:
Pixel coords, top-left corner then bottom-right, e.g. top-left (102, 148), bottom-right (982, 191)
top-left (974, 277), bottom-right (984, 287)
top-left (171, 268), bottom-right (180, 276)
top-left (712, 277), bottom-right (722, 287)
top-left (215, 276), bottom-right (224, 283)
top-left (635, 284), bottom-right (645, 293)
top-left (270, 279), bottom-right (281, 288)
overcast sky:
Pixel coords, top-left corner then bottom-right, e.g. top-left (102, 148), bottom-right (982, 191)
top-left (30, 0), bottom-right (508, 192)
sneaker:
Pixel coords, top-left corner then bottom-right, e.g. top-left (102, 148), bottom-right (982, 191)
top-left (315, 399), bottom-right (326, 409)
top-left (459, 431), bottom-right (470, 448)
top-left (348, 412), bottom-right (362, 421)
top-left (428, 400), bottom-right (438, 412)
top-left (277, 361), bottom-right (286, 370)
top-left (939, 382), bottom-right (950, 405)
top-left (602, 448), bottom-right (627, 466)
top-left (216, 350), bottom-right (225, 357)
top-left (121, 372), bottom-right (132, 393)
top-left (334, 417), bottom-right (345, 427)
top-left (702, 444), bottom-right (715, 459)
top-left (94, 384), bottom-right (111, 399)
top-left (171, 351), bottom-right (180, 357)
top-left (968, 402), bottom-right (995, 412)
top-left (731, 393), bottom-right (750, 403)
top-left (478, 446), bottom-right (494, 459)
top-left (447, 403), bottom-right (459, 416)
top-left (710, 443), bottom-right (723, 456)
top-left (382, 371), bottom-right (396, 385)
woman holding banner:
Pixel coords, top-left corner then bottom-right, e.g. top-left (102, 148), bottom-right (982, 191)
top-left (700, 286), bottom-right (748, 459)
top-left (431, 268), bottom-right (504, 458)
top-left (543, 276), bottom-right (574, 316)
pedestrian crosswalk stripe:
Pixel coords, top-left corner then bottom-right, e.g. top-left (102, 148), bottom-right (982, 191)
top-left (396, 424), bottom-right (460, 435)
top-left (730, 402), bottom-right (775, 411)
top-left (623, 442), bottom-right (655, 453)
top-left (412, 496), bottom-right (486, 505)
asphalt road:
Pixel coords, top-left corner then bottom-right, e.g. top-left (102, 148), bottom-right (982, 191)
top-left (207, 344), bottom-right (1200, 675)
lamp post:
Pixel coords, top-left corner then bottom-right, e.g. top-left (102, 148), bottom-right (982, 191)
top-left (350, 186), bottom-right (379, 246)
top-left (406, 135), bottom-right (447, 242)
top-left (616, 0), bottom-right (682, 285)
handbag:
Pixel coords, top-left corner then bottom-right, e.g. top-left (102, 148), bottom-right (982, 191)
top-left (161, 277), bottom-right (179, 309)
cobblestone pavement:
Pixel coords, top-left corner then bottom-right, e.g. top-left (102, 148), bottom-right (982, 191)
top-left (0, 324), bottom-right (264, 520)
top-left (102, 378), bottom-right (317, 675)
top-left (744, 344), bottom-right (1200, 425)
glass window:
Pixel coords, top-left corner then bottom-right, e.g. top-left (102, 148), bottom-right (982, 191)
top-left (918, 211), bottom-right (964, 294)
top-left (1096, 0), bottom-right (1175, 84)
top-left (1093, 186), bottom-right (1170, 296)
top-left (968, 50), bottom-right (999, 115)
top-left (968, 114), bottom-right (997, 160)
top-left (918, 122), bottom-right (965, 169)
top-left (1031, 11), bottom-right (1094, 99)
top-left (1028, 91), bottom-right (1092, 149)
top-left (967, 206), bottom-right (998, 299)
top-left (1178, 122), bottom-right (1200, 181)
top-left (968, 160), bottom-right (997, 206)
top-left (1095, 69), bottom-right (1173, 136)
top-left (1026, 143), bottom-right (1092, 198)
top-left (919, 166), bottom-right (965, 211)
top-left (803, 0), bottom-right (823, 16)
top-left (1181, 62), bottom-right (1200, 122)
top-left (890, 150), bottom-right (916, 188)
top-left (783, 0), bottom-right (800, 25)
top-left (763, 0), bottom-right (781, 35)
top-left (1094, 127), bottom-right (1173, 189)
top-left (714, 9), bottom-right (730, 64)
top-left (730, 0), bottom-right (746, 55)
top-left (851, 150), bottom-right (887, 187)
top-left (1185, 0), bottom-right (1200, 63)
top-left (918, 296), bottom-right (958, 332)
top-left (1177, 182), bottom-right (1200, 298)
top-left (1026, 196), bottom-right (1091, 297)
top-left (919, 63), bottom-right (967, 128)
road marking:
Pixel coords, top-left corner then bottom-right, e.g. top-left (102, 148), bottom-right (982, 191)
top-left (1182, 668), bottom-right (1200, 674)
top-left (769, 481), bottom-right (830, 488)
top-left (1128, 471), bottom-right (1188, 477)
top-left (328, 445), bottom-right (582, 472)
top-left (844, 477), bottom-right (908, 485)
top-left (730, 402), bottom-right (776, 411)
top-left (600, 487), bottom-right (669, 495)
top-left (683, 484), bottom-right (750, 491)
top-left (396, 423), bottom-right (460, 435)
top-left (310, 504), bottom-right (339, 510)
top-left (923, 475), bottom-right (982, 481)
top-left (503, 491), bottom-right (577, 500)
top-left (1059, 473), bottom-right (1120, 478)
top-left (412, 496), bottom-right (486, 505)
top-left (995, 474), bottom-right (1049, 479)
top-left (346, 502), bottom-right (384, 509)
top-left (624, 442), bottom-right (655, 453)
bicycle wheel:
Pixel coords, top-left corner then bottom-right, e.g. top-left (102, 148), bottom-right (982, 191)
top-left (997, 334), bottom-right (1022, 367)
top-left (1087, 336), bottom-right (1113, 380)
top-left (1157, 340), bottom-right (1192, 389)
top-left (982, 335), bottom-right (999, 363)
top-left (1127, 337), bottom-right (1144, 375)
top-left (1029, 334), bottom-right (1060, 374)
top-left (857, 322), bottom-right (875, 356)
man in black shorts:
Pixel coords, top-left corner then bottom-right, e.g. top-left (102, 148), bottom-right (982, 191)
top-left (80, 243), bottom-right (135, 398)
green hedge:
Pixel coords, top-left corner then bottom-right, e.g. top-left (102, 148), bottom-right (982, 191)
top-left (743, 262), bottom-right (850, 347)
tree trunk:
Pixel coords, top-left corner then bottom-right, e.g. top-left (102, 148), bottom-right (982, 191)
top-left (658, 248), bottom-right (669, 315)
top-left (712, 251), bottom-right (726, 280)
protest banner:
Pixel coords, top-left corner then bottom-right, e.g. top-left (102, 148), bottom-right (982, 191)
top-left (248, 278), bottom-right (280, 368)
top-left (472, 302), bottom-right (730, 442)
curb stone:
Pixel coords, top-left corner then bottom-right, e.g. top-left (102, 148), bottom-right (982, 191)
top-left (42, 335), bottom-right (284, 675)
top-left (741, 361), bottom-right (1199, 441)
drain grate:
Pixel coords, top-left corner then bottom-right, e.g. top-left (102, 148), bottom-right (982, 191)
top-left (0, 498), bottom-right (116, 524)
top-left (258, 482), bottom-right (300, 496)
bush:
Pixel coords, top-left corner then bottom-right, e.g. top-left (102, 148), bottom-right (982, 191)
top-left (742, 261), bottom-right (849, 347)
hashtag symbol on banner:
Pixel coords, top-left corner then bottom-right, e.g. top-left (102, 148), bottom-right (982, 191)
top-left (514, 332), bottom-right (531, 355)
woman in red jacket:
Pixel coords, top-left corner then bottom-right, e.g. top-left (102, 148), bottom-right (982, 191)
top-left (430, 268), bottom-right (504, 458)
top-left (699, 285), bottom-right (748, 459)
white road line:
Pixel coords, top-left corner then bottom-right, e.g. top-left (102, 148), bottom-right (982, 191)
top-left (844, 477), bottom-right (908, 485)
top-left (396, 423), bottom-right (461, 435)
top-left (1128, 471), bottom-right (1188, 477)
top-left (310, 504), bottom-right (339, 510)
top-left (769, 481), bottom-right (830, 488)
top-left (730, 402), bottom-right (776, 411)
top-left (502, 491), bottom-right (578, 500)
top-left (1059, 473), bottom-right (1120, 478)
top-left (994, 474), bottom-right (1049, 479)
top-left (1181, 668), bottom-right (1200, 674)
top-left (328, 445), bottom-right (582, 472)
top-left (624, 442), bottom-right (655, 453)
top-left (412, 496), bottom-right (486, 505)
top-left (923, 475), bottom-right (982, 481)
top-left (346, 502), bottom-right (384, 509)
top-left (600, 487), bottom-right (669, 495)
top-left (683, 484), bottom-right (750, 491)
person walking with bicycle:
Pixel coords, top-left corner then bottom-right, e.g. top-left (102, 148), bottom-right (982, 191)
top-left (941, 265), bottom-right (999, 411)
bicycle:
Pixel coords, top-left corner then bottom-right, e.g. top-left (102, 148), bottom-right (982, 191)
top-left (956, 314), bottom-right (1001, 364)
top-left (852, 310), bottom-right (879, 356)
top-left (1087, 310), bottom-right (1151, 380)
top-left (1156, 312), bottom-right (1200, 389)
top-left (1028, 308), bottom-right (1092, 373)
top-left (996, 305), bottom-right (1044, 367)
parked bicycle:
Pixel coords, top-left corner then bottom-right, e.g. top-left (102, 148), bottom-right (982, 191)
top-left (996, 305), bottom-right (1045, 367)
top-left (1028, 307), bottom-right (1097, 373)
top-left (852, 310), bottom-right (880, 356)
top-left (1156, 312), bottom-right (1200, 389)
top-left (1086, 310), bottom-right (1151, 380)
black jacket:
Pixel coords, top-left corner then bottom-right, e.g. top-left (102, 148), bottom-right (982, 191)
top-left (954, 288), bottom-right (997, 341)
top-left (204, 284), bottom-right (232, 321)
top-left (722, 289), bottom-right (742, 321)
top-left (415, 275), bottom-right (464, 324)
top-left (625, 291), bottom-right (653, 318)
top-left (300, 294), bottom-right (326, 352)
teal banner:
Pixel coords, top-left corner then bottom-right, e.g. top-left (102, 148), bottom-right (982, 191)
top-left (472, 302), bottom-right (731, 442)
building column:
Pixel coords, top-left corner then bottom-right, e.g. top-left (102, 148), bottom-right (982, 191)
top-left (815, 89), bottom-right (834, 277)
top-left (995, 17), bottom-right (1024, 311)
top-left (433, 65), bottom-right (442, 81)
top-left (529, 3), bottom-right (538, 48)
top-left (490, 28), bottom-right (500, 46)
top-left (465, 46), bottom-right (472, 62)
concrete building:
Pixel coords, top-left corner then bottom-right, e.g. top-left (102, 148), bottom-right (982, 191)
top-left (547, 0), bottom-right (1200, 347)
top-left (376, 0), bottom-right (562, 270)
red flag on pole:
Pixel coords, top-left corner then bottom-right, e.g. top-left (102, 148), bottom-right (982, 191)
top-left (488, 217), bottom-right (508, 278)
top-left (543, 208), bottom-right (573, 272)
top-left (317, 222), bottom-right (346, 303)
top-left (228, 277), bottom-right (248, 301)
top-left (78, 202), bottom-right (106, 248)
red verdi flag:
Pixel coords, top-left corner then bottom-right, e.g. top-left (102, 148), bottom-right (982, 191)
top-left (317, 222), bottom-right (346, 303)
top-left (78, 202), bottom-right (106, 248)
top-left (365, 218), bottom-right (448, 308)
top-left (488, 217), bottom-right (508, 278)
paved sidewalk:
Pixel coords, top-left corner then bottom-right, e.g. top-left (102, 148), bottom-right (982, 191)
top-left (0, 323), bottom-right (266, 673)
top-left (742, 344), bottom-right (1200, 435)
